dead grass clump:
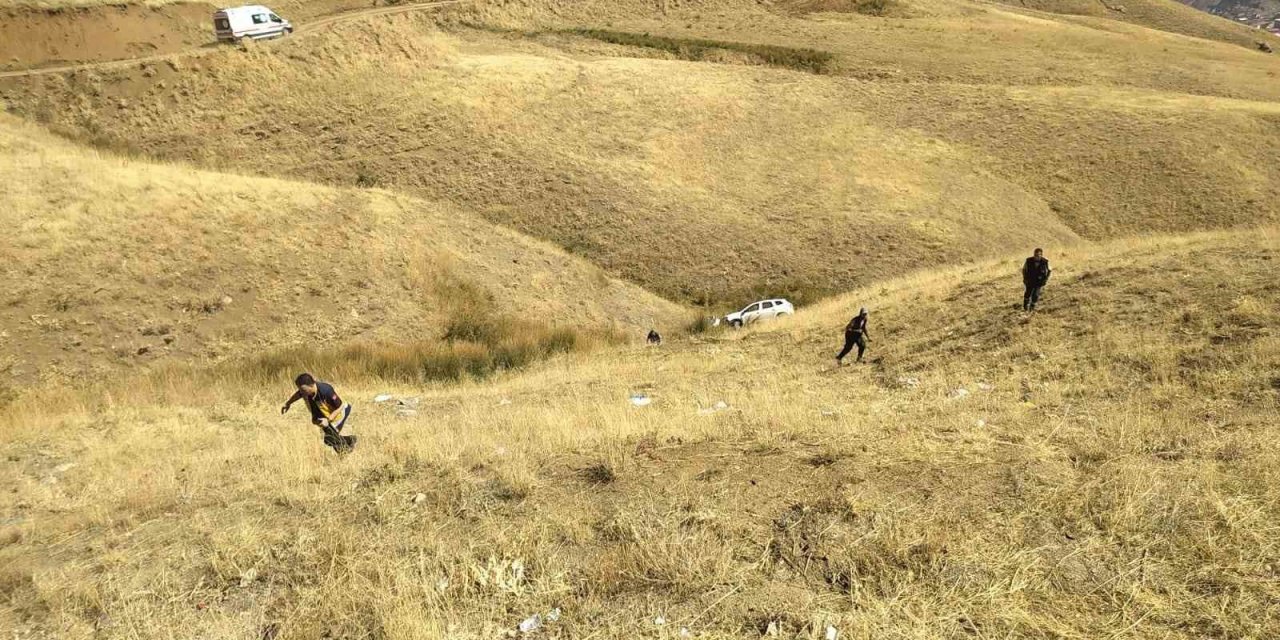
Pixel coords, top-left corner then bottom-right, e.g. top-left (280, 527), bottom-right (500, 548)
top-left (580, 461), bottom-right (616, 485)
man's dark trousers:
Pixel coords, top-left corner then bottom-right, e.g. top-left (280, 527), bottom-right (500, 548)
top-left (837, 330), bottom-right (866, 362)
top-left (1023, 285), bottom-right (1043, 311)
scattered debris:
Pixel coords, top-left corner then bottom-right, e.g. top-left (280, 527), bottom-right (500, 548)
top-left (897, 376), bottom-right (920, 388)
top-left (52, 462), bottom-right (77, 473)
top-left (412, 493), bottom-right (427, 504)
top-left (498, 397), bottom-right (512, 406)
top-left (239, 567), bottom-right (257, 588)
top-left (435, 578), bottom-right (449, 592)
top-left (518, 614), bottom-right (542, 634)
top-left (654, 616), bottom-right (667, 626)
top-left (976, 419), bottom-right (987, 428)
top-left (826, 625), bottom-right (839, 640)
top-left (373, 394), bottom-right (394, 403)
top-left (697, 400), bottom-right (729, 416)
top-left (820, 409), bottom-right (839, 419)
top-left (394, 397), bottom-right (421, 417)
top-left (546, 608), bottom-right (561, 622)
top-left (766, 621), bottom-right (780, 637)
top-left (977, 382), bottom-right (994, 392)
top-left (948, 388), bottom-right (970, 400)
top-left (679, 627), bottom-right (692, 638)
top-left (630, 393), bottom-right (652, 407)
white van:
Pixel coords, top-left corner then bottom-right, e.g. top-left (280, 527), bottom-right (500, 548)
top-left (213, 5), bottom-right (293, 43)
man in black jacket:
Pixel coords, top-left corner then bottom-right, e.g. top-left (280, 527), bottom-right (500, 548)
top-left (282, 373), bottom-right (357, 454)
top-left (1022, 248), bottom-right (1052, 311)
top-left (836, 307), bottom-right (870, 365)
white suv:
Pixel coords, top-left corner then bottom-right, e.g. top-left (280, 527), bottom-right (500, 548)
top-left (724, 298), bottom-right (795, 327)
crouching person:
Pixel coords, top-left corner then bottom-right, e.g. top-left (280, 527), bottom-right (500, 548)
top-left (281, 372), bottom-right (357, 454)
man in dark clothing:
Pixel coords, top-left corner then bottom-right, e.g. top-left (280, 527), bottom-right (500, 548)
top-left (1022, 248), bottom-right (1052, 311)
top-left (836, 307), bottom-right (870, 366)
top-left (281, 373), bottom-right (357, 454)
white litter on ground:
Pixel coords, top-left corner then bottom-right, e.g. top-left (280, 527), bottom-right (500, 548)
top-left (826, 625), bottom-right (839, 640)
top-left (373, 394), bottom-right (394, 403)
top-left (630, 394), bottom-right (653, 407)
top-left (546, 608), bottom-right (561, 622)
top-left (654, 616), bottom-right (667, 626)
top-left (518, 614), bottom-right (541, 634)
top-left (698, 400), bottom-right (729, 416)
top-left (897, 376), bottom-right (921, 388)
top-left (977, 382), bottom-right (995, 392)
top-left (949, 388), bottom-right (970, 400)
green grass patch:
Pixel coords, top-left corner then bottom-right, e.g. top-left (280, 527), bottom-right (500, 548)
top-left (562, 29), bottom-right (837, 75)
top-left (237, 317), bottom-right (614, 386)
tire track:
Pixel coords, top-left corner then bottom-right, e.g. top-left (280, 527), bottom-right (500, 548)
top-left (0, 0), bottom-right (471, 79)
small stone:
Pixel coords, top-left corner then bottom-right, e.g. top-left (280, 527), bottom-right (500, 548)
top-left (220, 296), bottom-right (233, 306)
top-left (412, 493), bottom-right (427, 504)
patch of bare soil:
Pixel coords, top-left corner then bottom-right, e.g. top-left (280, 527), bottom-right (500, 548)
top-left (0, 3), bottom-right (213, 71)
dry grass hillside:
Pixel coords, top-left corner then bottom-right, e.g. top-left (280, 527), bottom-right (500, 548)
top-left (3, 0), bottom-right (1278, 304)
top-left (0, 113), bottom-right (685, 388)
top-left (3, 229), bottom-right (1276, 639)
top-left (991, 0), bottom-right (1275, 48)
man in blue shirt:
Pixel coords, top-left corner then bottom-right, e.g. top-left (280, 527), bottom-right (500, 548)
top-left (282, 372), bottom-right (357, 454)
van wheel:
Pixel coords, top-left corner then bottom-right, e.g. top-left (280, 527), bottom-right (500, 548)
top-left (730, 319), bottom-right (743, 329)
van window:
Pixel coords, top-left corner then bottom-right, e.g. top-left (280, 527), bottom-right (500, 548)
top-left (270, 14), bottom-right (282, 22)
top-left (744, 303), bottom-right (760, 313)
top-left (252, 13), bottom-right (267, 24)
top-left (215, 18), bottom-right (230, 29)
top-left (761, 301), bottom-right (774, 309)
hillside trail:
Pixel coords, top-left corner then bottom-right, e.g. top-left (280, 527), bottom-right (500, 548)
top-left (0, 0), bottom-right (470, 79)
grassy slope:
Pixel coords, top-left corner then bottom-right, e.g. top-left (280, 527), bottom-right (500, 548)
top-left (3, 1), bottom-right (1278, 304)
top-left (990, 0), bottom-right (1276, 49)
top-left (3, 229), bottom-right (1276, 638)
top-left (0, 114), bottom-right (685, 386)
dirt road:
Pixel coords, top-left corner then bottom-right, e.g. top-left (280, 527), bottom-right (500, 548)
top-left (0, 0), bottom-right (469, 79)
